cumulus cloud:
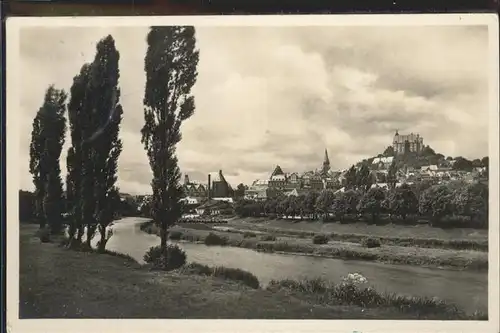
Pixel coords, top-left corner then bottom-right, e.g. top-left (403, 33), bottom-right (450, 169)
top-left (16, 25), bottom-right (490, 194)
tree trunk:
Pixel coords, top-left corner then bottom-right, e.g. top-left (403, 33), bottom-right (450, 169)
top-left (97, 226), bottom-right (107, 253)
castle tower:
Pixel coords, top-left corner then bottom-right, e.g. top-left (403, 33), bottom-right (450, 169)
top-left (322, 149), bottom-right (331, 174)
top-left (184, 174), bottom-right (190, 185)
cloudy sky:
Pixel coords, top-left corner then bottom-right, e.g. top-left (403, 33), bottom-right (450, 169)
top-left (18, 25), bottom-right (490, 195)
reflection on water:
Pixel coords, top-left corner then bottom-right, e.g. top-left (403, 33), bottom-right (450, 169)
top-left (105, 217), bottom-right (487, 314)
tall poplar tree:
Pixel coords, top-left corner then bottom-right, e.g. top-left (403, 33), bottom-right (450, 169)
top-left (85, 35), bottom-right (123, 252)
top-left (66, 35), bottom-right (123, 250)
top-left (29, 85), bottom-right (67, 233)
top-left (141, 26), bottom-right (199, 262)
top-left (66, 64), bottom-right (91, 245)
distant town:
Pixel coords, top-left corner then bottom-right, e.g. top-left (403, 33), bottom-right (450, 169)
top-left (125, 130), bottom-right (488, 214)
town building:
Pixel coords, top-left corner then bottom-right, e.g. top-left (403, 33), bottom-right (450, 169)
top-left (393, 130), bottom-right (424, 154)
top-left (208, 170), bottom-right (234, 199)
top-left (182, 174), bottom-right (208, 199)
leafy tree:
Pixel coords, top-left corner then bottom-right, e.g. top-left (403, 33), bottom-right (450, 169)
top-left (264, 197), bottom-right (278, 215)
top-left (141, 26), bottom-right (200, 262)
top-left (85, 35), bottom-right (123, 251)
top-left (316, 189), bottom-right (335, 219)
top-left (66, 64), bottom-right (91, 245)
top-left (19, 190), bottom-right (36, 222)
top-left (385, 183), bottom-right (418, 220)
top-left (452, 156), bottom-right (473, 172)
top-left (387, 159), bottom-right (398, 189)
top-left (383, 146), bottom-right (395, 156)
top-left (234, 183), bottom-right (246, 198)
top-left (481, 156), bottom-right (489, 168)
top-left (452, 182), bottom-right (488, 227)
top-left (344, 165), bottom-right (357, 189)
top-left (357, 187), bottom-right (386, 223)
top-left (421, 145), bottom-right (436, 156)
top-left (356, 164), bottom-right (373, 193)
top-left (418, 184), bottom-right (454, 224)
top-left (331, 194), bottom-right (348, 221)
top-left (471, 159), bottom-right (482, 168)
top-left (29, 85), bottom-right (67, 233)
top-left (409, 179), bottom-right (432, 200)
top-left (286, 196), bottom-right (299, 217)
top-left (303, 190), bottom-right (320, 219)
top-left (343, 189), bottom-right (361, 215)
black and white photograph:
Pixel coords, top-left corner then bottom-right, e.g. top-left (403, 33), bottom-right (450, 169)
top-left (6, 14), bottom-right (499, 333)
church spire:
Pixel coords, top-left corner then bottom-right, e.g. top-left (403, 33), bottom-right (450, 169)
top-left (322, 149), bottom-right (331, 174)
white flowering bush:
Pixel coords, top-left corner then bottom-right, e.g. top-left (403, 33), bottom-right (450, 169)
top-left (342, 273), bottom-right (368, 286)
top-left (334, 273), bottom-right (382, 307)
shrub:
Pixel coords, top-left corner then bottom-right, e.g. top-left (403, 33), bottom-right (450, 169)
top-left (182, 262), bottom-right (260, 289)
top-left (243, 231), bottom-right (257, 238)
top-left (204, 232), bottom-right (228, 246)
top-left (143, 244), bottom-right (187, 270)
top-left (260, 234), bottom-right (277, 241)
top-left (168, 230), bottom-right (183, 240)
top-left (268, 274), bottom-right (464, 316)
top-left (361, 237), bottom-right (382, 248)
top-left (36, 227), bottom-right (51, 243)
top-left (313, 234), bottom-right (329, 245)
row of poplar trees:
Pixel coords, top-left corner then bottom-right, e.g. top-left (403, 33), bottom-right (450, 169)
top-left (29, 26), bottom-right (199, 258)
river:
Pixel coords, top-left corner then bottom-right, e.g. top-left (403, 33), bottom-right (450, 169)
top-left (98, 217), bottom-right (487, 314)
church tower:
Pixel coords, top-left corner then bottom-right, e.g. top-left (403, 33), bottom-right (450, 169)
top-left (322, 149), bottom-right (331, 175)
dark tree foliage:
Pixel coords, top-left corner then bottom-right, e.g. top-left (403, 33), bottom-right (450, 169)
top-left (344, 165), bottom-right (357, 189)
top-left (234, 183), bottom-right (246, 198)
top-left (357, 187), bottom-right (386, 223)
top-left (141, 26), bottom-right (200, 258)
top-left (481, 156), bottom-right (489, 168)
top-left (385, 183), bottom-right (418, 220)
top-left (66, 36), bottom-right (123, 250)
top-left (419, 184), bottom-right (454, 224)
top-left (67, 64), bottom-right (92, 244)
top-left (452, 182), bottom-right (488, 227)
top-left (85, 35), bottom-right (123, 251)
top-left (387, 159), bottom-right (398, 189)
top-left (19, 190), bottom-right (36, 222)
top-left (355, 164), bottom-right (373, 193)
top-left (452, 156), bottom-right (474, 172)
top-left (29, 85), bottom-right (67, 233)
top-left (383, 146), bottom-right (395, 156)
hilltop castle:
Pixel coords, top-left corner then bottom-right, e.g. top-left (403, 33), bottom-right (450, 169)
top-left (393, 130), bottom-right (424, 155)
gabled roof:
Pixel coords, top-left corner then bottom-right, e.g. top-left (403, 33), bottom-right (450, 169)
top-left (271, 165), bottom-right (285, 177)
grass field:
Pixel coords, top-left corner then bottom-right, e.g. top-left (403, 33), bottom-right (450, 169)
top-left (140, 221), bottom-right (488, 271)
top-left (228, 217), bottom-right (488, 240)
top-left (19, 224), bottom-right (484, 319)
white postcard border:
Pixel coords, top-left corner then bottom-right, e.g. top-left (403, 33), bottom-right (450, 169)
top-left (6, 13), bottom-right (500, 333)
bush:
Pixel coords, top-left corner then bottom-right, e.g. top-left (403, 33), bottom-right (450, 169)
top-left (243, 231), bottom-right (257, 238)
top-left (143, 244), bottom-right (187, 270)
top-left (204, 232), bottom-right (228, 246)
top-left (260, 234), bottom-right (277, 241)
top-left (313, 234), bottom-right (329, 245)
top-left (36, 227), bottom-right (51, 243)
top-left (182, 262), bottom-right (260, 289)
top-left (268, 274), bottom-right (464, 316)
top-left (168, 230), bottom-right (183, 240)
top-left (361, 237), bottom-right (382, 248)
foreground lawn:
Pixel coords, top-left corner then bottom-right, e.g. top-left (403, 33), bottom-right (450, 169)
top-left (19, 224), bottom-right (479, 319)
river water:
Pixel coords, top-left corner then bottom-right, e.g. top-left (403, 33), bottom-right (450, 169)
top-left (101, 217), bottom-right (487, 314)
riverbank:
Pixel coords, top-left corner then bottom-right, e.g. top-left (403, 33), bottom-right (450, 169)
top-left (141, 221), bottom-right (488, 271)
top-left (227, 217), bottom-right (489, 251)
top-left (19, 224), bottom-right (485, 319)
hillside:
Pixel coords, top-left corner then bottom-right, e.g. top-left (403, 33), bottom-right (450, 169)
top-left (361, 145), bottom-right (488, 172)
